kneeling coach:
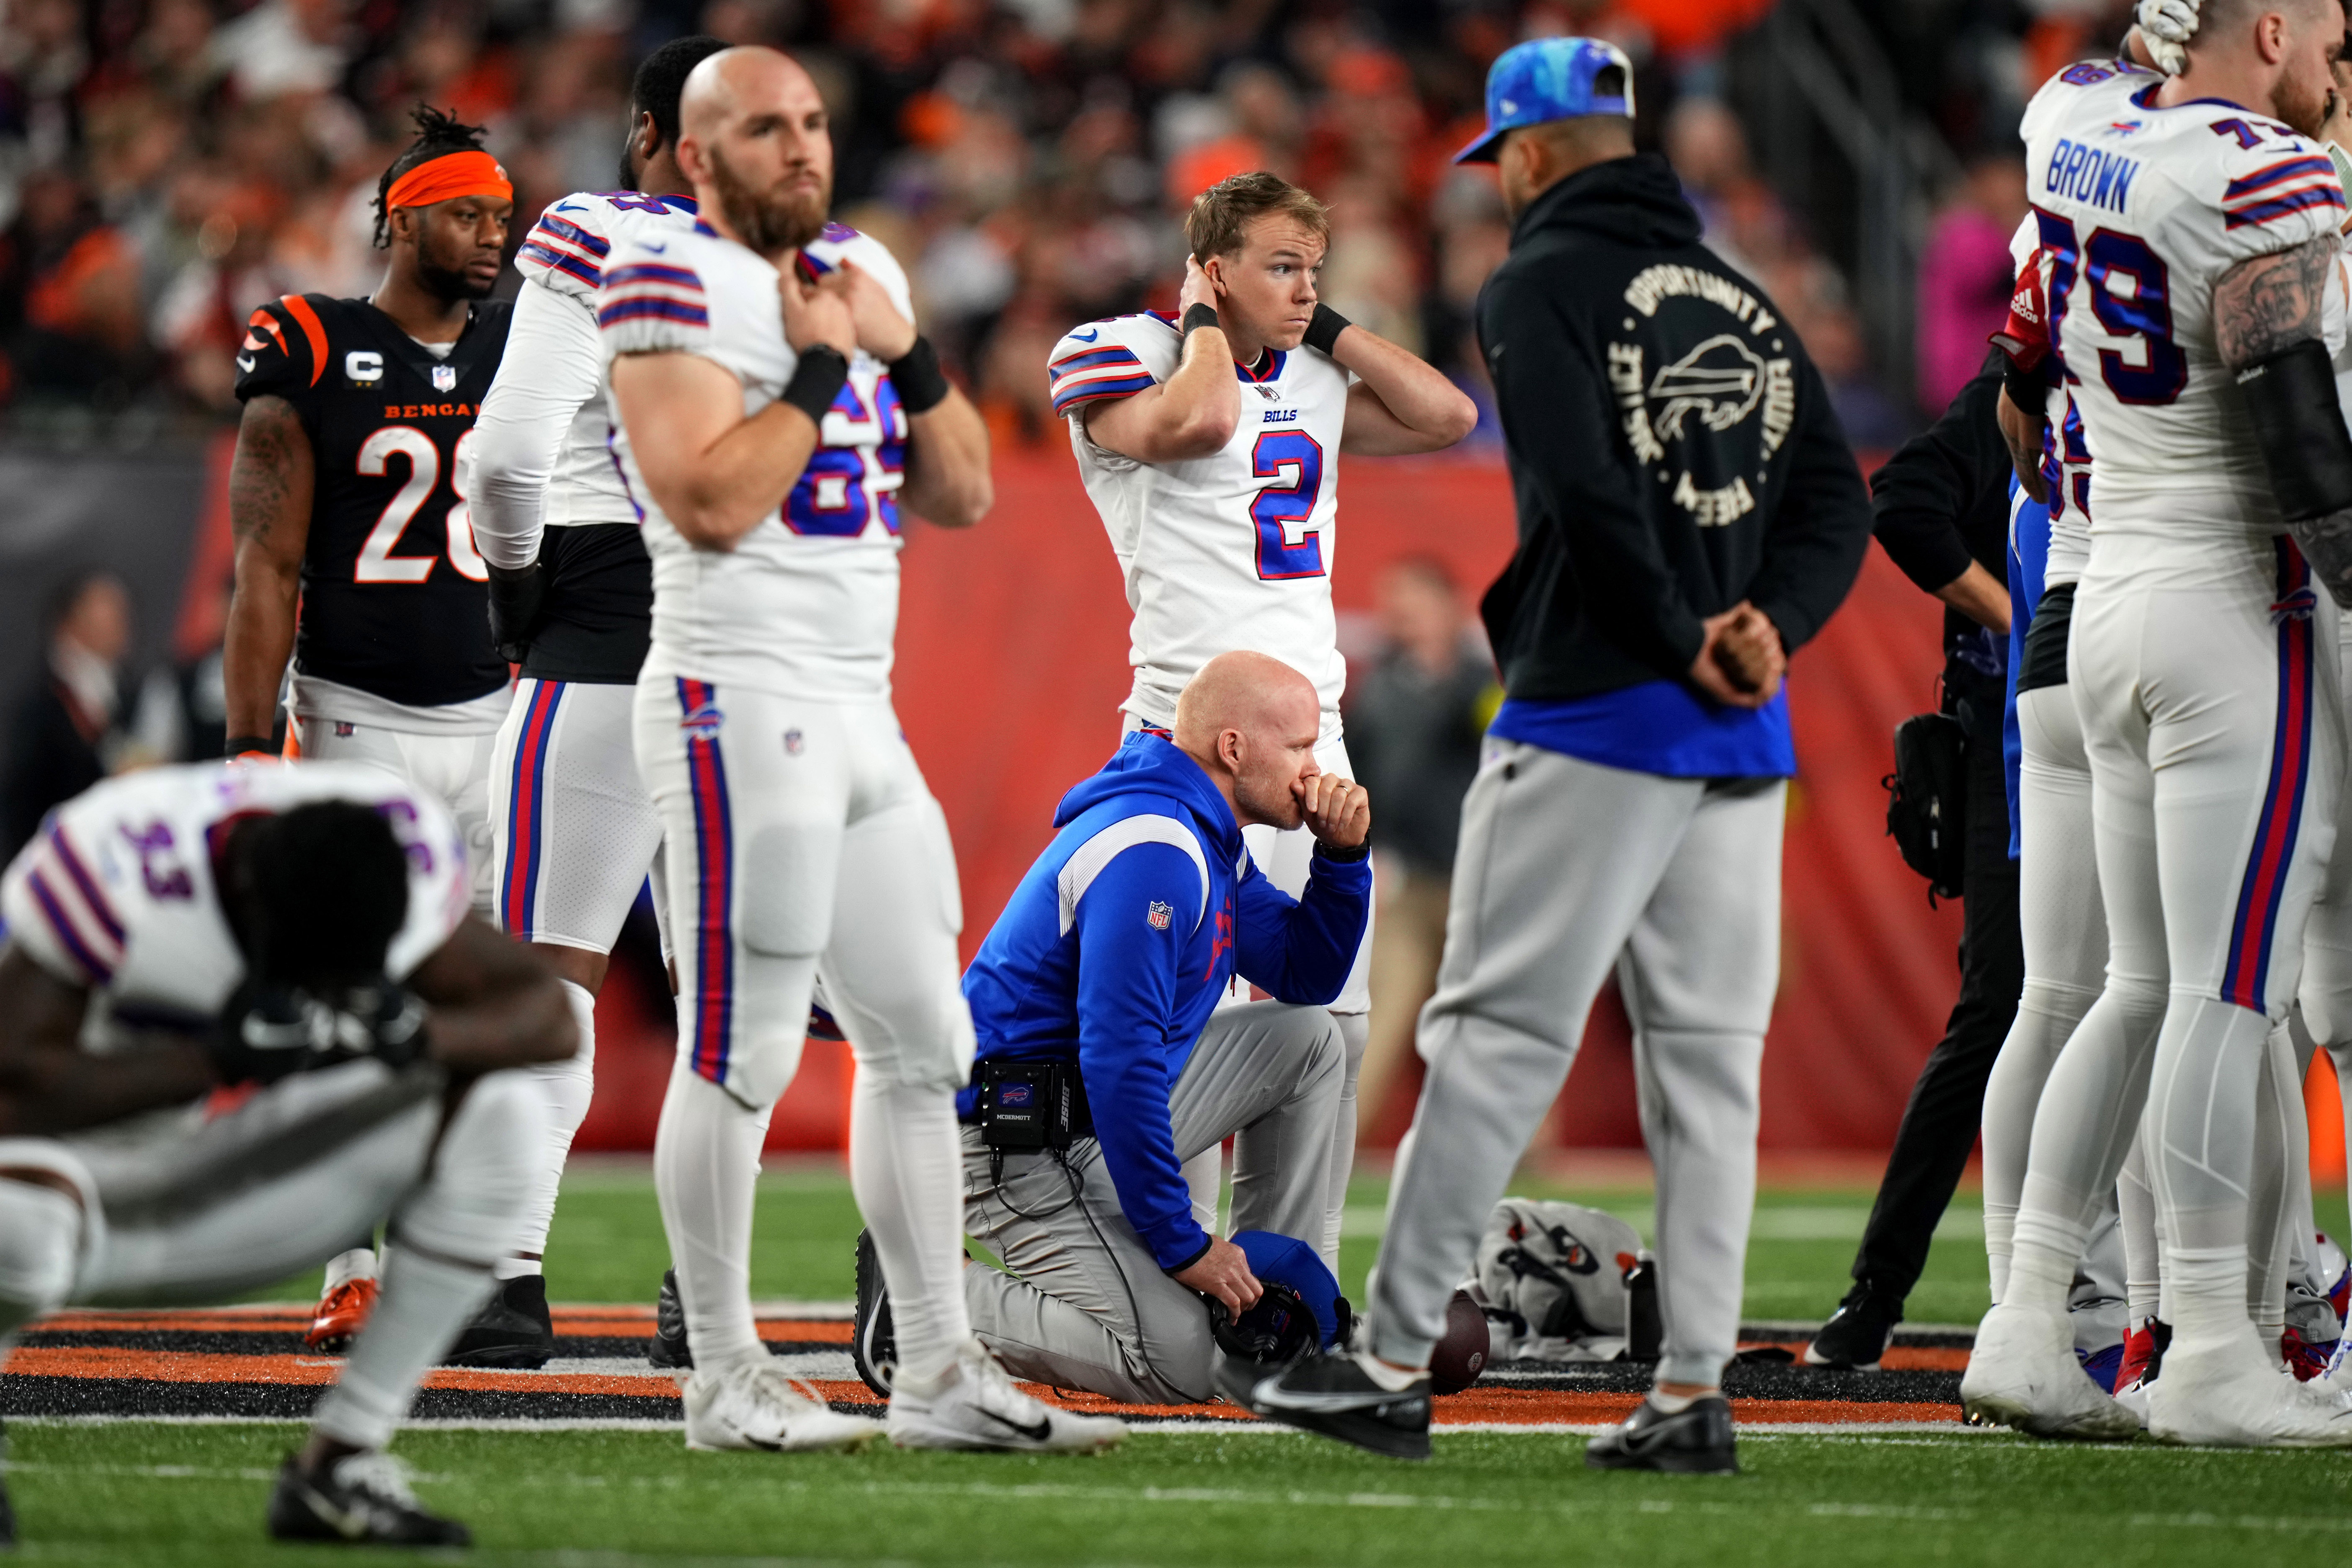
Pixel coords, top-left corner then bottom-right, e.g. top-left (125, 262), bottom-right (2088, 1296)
top-left (941, 651), bottom-right (1372, 1404)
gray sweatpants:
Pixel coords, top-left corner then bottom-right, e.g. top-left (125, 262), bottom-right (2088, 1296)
top-left (1368, 739), bottom-right (1785, 1387)
top-left (963, 1001), bottom-right (1344, 1403)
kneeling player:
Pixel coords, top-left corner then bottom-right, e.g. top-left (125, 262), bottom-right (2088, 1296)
top-left (0, 761), bottom-right (573, 1545)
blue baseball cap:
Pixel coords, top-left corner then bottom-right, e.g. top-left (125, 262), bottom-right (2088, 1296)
top-left (1455, 37), bottom-right (1635, 164)
top-left (1231, 1230), bottom-right (1346, 1348)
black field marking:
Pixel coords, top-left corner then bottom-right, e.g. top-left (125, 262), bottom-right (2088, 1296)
top-left (1491, 1363), bottom-right (1958, 1406)
top-left (0, 1375), bottom-right (890, 1424)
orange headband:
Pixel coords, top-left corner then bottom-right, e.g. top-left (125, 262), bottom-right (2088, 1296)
top-left (385, 150), bottom-right (513, 211)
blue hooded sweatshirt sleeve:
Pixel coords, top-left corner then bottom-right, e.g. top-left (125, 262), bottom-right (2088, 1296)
top-left (1070, 841), bottom-right (1211, 1271)
top-left (1234, 850), bottom-right (1372, 1004)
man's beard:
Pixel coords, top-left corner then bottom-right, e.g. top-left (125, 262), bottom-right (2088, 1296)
top-left (416, 251), bottom-right (493, 304)
top-left (1233, 772), bottom-right (1304, 831)
top-left (706, 143), bottom-right (828, 255)
top-left (2275, 74), bottom-right (2331, 139)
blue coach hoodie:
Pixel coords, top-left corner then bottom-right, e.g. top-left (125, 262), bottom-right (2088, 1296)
top-left (959, 733), bottom-right (1373, 1273)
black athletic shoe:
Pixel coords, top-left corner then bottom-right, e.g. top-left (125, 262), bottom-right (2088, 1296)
top-left (1585, 1395), bottom-right (1737, 1473)
top-left (266, 1451), bottom-right (471, 1546)
top-left (1805, 1282), bottom-right (1902, 1370)
top-left (648, 1268), bottom-right (693, 1369)
top-left (444, 1274), bottom-right (554, 1369)
top-left (852, 1229), bottom-right (895, 1398)
top-left (1219, 1350), bottom-right (1433, 1460)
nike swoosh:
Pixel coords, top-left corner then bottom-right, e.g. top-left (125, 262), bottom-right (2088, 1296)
top-left (979, 1407), bottom-right (1055, 1443)
top-left (1070, 328), bottom-right (1099, 342)
top-left (237, 355), bottom-right (255, 373)
top-left (555, 202), bottom-right (587, 213)
top-left (642, 242), bottom-right (668, 253)
top-left (1251, 1385), bottom-right (1425, 1416)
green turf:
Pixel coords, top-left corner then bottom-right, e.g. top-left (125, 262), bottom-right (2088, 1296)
top-left (240, 1159), bottom-right (2352, 1333)
top-left (13, 1421), bottom-right (2352, 1566)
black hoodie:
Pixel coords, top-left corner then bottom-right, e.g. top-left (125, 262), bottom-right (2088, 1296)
top-left (1475, 152), bottom-right (1872, 703)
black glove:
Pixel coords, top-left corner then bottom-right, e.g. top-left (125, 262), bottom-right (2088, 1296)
top-left (486, 562), bottom-right (547, 664)
top-left (211, 980), bottom-right (429, 1086)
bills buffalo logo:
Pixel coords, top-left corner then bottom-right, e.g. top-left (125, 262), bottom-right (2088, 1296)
top-left (1253, 384), bottom-right (1280, 402)
top-left (997, 1083), bottom-right (1033, 1107)
top-left (1146, 900), bottom-right (1173, 930)
top-left (2274, 585), bottom-right (2320, 625)
top-left (1647, 334), bottom-right (1768, 440)
top-left (678, 702), bottom-right (725, 740)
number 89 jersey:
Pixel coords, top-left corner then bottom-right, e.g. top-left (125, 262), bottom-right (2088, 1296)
top-left (1053, 313), bottom-right (1354, 734)
top-left (235, 294), bottom-right (514, 709)
top-left (2020, 58), bottom-right (2346, 545)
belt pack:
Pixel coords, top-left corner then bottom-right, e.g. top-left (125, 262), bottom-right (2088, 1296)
top-left (975, 1057), bottom-right (1093, 1152)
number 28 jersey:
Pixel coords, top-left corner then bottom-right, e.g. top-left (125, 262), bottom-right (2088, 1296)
top-left (235, 296), bottom-right (514, 708)
top-left (1052, 315), bottom-right (1354, 733)
top-left (2020, 59), bottom-right (2346, 542)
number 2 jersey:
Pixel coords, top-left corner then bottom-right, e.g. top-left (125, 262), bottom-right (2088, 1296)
top-left (235, 295), bottom-right (514, 710)
top-left (1051, 315), bottom-right (1354, 734)
top-left (2020, 58), bottom-right (2347, 547)
top-left (596, 221), bottom-right (912, 699)
top-left (0, 761), bottom-right (469, 1038)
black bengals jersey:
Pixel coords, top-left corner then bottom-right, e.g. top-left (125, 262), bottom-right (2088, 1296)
top-left (234, 294), bottom-right (513, 709)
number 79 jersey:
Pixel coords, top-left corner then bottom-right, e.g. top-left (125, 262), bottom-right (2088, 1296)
top-left (1052, 314), bottom-right (1354, 733)
top-left (2020, 58), bottom-right (2347, 543)
top-left (235, 295), bottom-right (514, 709)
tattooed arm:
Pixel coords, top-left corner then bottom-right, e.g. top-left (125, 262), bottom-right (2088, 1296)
top-left (221, 394), bottom-right (314, 747)
top-left (2215, 233), bottom-right (2352, 605)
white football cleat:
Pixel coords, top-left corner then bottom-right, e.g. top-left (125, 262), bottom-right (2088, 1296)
top-left (2148, 1335), bottom-right (2352, 1448)
top-left (682, 1359), bottom-right (885, 1453)
top-left (1960, 1301), bottom-right (2141, 1440)
top-left (2111, 1375), bottom-right (2153, 1431)
top-left (887, 1338), bottom-right (1127, 1453)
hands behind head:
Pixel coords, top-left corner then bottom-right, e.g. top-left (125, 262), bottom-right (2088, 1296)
top-left (1179, 254), bottom-right (1219, 318)
top-left (1690, 602), bottom-right (1785, 709)
top-left (1295, 771), bottom-right (1371, 850)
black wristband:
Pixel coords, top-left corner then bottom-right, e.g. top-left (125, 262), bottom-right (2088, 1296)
top-left (1181, 302), bottom-right (1220, 338)
top-left (2002, 354), bottom-right (2048, 418)
top-left (781, 345), bottom-right (850, 427)
top-left (1303, 302), bottom-right (1352, 356)
top-left (888, 335), bottom-right (951, 415)
top-left (225, 735), bottom-right (275, 760)
top-left (1312, 837), bottom-right (1371, 864)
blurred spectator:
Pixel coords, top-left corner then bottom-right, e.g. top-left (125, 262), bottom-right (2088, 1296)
top-left (1344, 558), bottom-right (1495, 1136)
top-left (1917, 150), bottom-right (2028, 414)
top-left (3, 569), bottom-right (132, 860)
top-left (0, 0), bottom-right (1923, 438)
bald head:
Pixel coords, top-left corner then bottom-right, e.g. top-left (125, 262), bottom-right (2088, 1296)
top-left (677, 46), bottom-right (833, 257)
top-left (1175, 652), bottom-right (1323, 831)
top-left (2173, 0), bottom-right (2344, 137)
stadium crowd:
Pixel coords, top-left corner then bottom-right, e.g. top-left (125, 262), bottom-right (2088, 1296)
top-left (0, 0), bottom-right (2107, 445)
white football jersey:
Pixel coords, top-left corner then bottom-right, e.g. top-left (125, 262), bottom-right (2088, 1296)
top-left (599, 221), bottom-right (913, 699)
top-left (1052, 313), bottom-right (1355, 732)
top-left (2004, 215), bottom-right (2093, 588)
top-left (0, 761), bottom-right (470, 1033)
top-left (504, 189), bottom-right (707, 529)
top-left (2021, 58), bottom-right (2347, 544)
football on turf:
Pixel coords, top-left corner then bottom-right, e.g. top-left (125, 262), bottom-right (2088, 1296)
top-left (1431, 1287), bottom-right (1491, 1395)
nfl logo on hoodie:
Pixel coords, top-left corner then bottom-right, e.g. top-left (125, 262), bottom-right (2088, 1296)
top-left (1146, 901), bottom-right (1173, 931)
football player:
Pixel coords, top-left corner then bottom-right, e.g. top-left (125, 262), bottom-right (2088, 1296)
top-left (1963, 0), bottom-right (2352, 1446)
top-left (600, 46), bottom-right (1112, 1453)
top-left (0, 761), bottom-right (572, 1546)
top-left (461, 33), bottom-right (728, 1370)
top-left (220, 106), bottom-right (515, 1354)
top-left (1048, 173), bottom-right (1478, 1272)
